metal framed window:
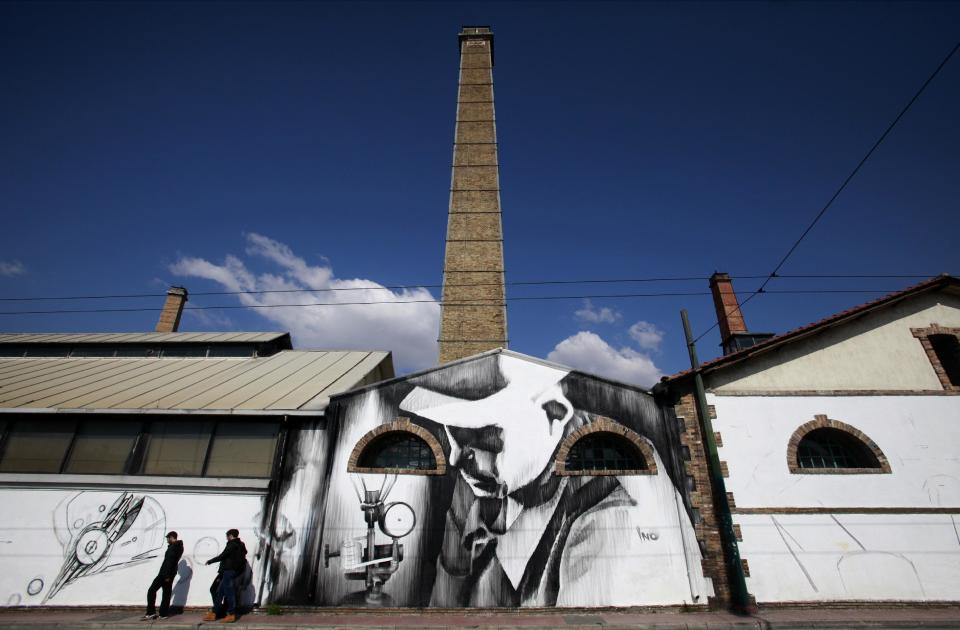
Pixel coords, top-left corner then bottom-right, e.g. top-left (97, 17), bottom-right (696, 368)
top-left (797, 428), bottom-right (880, 470)
top-left (357, 432), bottom-right (437, 471)
top-left (564, 432), bottom-right (646, 472)
top-left (0, 416), bottom-right (281, 479)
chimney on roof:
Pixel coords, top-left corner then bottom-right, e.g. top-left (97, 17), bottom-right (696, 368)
top-left (155, 287), bottom-right (188, 333)
top-left (709, 273), bottom-right (774, 355)
top-left (709, 273), bottom-right (747, 345)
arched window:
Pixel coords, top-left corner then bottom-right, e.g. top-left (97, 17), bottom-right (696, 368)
top-left (347, 418), bottom-right (446, 475)
top-left (358, 432), bottom-right (436, 470)
top-left (554, 417), bottom-right (656, 476)
top-left (565, 432), bottom-right (646, 472)
top-left (797, 428), bottom-right (879, 470)
top-left (787, 416), bottom-right (891, 474)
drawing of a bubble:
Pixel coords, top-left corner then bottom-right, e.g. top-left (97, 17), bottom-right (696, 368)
top-left (73, 519), bottom-right (84, 529)
top-left (7, 594), bottom-right (22, 606)
top-left (193, 536), bottom-right (220, 562)
top-left (26, 579), bottom-right (43, 597)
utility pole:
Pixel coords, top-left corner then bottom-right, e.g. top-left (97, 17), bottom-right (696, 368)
top-left (680, 309), bottom-right (754, 614)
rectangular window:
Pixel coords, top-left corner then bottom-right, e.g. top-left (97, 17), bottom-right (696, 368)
top-left (162, 346), bottom-right (208, 358)
top-left (930, 334), bottom-right (960, 387)
top-left (63, 420), bottom-right (141, 474)
top-left (207, 345), bottom-right (256, 358)
top-left (71, 347), bottom-right (117, 357)
top-left (205, 422), bottom-right (279, 478)
top-left (0, 419), bottom-right (77, 473)
top-left (141, 420), bottom-right (213, 476)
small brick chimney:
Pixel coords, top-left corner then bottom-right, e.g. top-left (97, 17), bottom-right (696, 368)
top-left (709, 273), bottom-right (747, 343)
top-left (155, 286), bottom-right (188, 333)
top-left (709, 273), bottom-right (773, 355)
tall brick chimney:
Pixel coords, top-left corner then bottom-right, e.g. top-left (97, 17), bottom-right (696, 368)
top-left (155, 286), bottom-right (188, 333)
top-left (437, 26), bottom-right (508, 364)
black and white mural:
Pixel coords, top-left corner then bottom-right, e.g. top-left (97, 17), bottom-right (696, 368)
top-left (271, 351), bottom-right (711, 607)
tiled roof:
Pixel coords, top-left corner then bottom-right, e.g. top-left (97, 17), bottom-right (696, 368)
top-left (663, 274), bottom-right (959, 383)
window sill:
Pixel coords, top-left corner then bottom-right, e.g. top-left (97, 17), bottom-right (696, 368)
top-left (788, 467), bottom-right (891, 475)
top-left (0, 473), bottom-right (270, 493)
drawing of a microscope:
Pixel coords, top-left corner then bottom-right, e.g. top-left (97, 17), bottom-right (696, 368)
top-left (323, 475), bottom-right (416, 605)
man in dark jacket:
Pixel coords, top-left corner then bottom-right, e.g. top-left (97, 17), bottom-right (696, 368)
top-left (142, 531), bottom-right (183, 620)
top-left (202, 529), bottom-right (246, 623)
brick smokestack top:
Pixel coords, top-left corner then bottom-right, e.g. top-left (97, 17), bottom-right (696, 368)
top-left (437, 26), bottom-right (508, 364)
top-left (709, 273), bottom-right (748, 347)
top-left (155, 286), bottom-right (188, 333)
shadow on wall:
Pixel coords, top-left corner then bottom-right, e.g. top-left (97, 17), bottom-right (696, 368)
top-left (170, 559), bottom-right (193, 613)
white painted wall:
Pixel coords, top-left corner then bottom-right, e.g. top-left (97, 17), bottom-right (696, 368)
top-left (0, 487), bottom-right (264, 608)
top-left (709, 292), bottom-right (960, 392)
top-left (708, 394), bottom-right (960, 601)
top-left (737, 512), bottom-right (960, 602)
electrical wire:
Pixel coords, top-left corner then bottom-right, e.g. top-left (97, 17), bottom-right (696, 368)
top-left (0, 274), bottom-right (946, 303)
top-left (691, 39), bottom-right (960, 344)
top-left (0, 288), bottom-right (918, 316)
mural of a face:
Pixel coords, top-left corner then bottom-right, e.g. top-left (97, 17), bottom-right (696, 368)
top-left (401, 357), bottom-right (574, 498)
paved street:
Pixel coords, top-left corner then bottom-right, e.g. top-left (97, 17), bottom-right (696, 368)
top-left (1, 607), bottom-right (959, 630)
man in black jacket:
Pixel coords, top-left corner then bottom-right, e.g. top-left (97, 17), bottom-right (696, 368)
top-left (202, 529), bottom-right (246, 623)
top-left (142, 531), bottom-right (183, 620)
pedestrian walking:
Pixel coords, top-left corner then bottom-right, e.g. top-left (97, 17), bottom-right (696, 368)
top-left (141, 531), bottom-right (183, 621)
top-left (202, 529), bottom-right (247, 623)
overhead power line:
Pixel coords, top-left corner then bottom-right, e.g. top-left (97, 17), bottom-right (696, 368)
top-left (0, 274), bottom-right (946, 303)
top-left (692, 39), bottom-right (960, 344)
top-left (0, 288), bottom-right (921, 316)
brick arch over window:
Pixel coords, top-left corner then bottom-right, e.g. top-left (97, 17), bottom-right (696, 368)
top-left (347, 418), bottom-right (447, 476)
top-left (554, 416), bottom-right (657, 476)
top-left (787, 415), bottom-right (891, 474)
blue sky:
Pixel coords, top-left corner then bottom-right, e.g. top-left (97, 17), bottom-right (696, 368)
top-left (1, 1), bottom-right (958, 381)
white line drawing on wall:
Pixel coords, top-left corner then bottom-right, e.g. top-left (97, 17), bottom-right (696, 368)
top-left (26, 578), bottom-right (44, 597)
top-left (44, 491), bottom-right (166, 602)
top-left (770, 515), bottom-right (819, 593)
top-left (192, 536), bottom-right (221, 564)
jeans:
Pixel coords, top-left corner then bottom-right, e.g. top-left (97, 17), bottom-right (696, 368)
top-left (214, 570), bottom-right (238, 615)
top-left (146, 575), bottom-right (172, 616)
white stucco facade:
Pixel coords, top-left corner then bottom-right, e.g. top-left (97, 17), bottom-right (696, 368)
top-left (702, 287), bottom-right (960, 603)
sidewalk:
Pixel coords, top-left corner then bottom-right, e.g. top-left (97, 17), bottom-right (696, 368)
top-left (1, 606), bottom-right (960, 630)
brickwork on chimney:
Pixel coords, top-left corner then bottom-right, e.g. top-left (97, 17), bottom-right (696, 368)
top-left (155, 287), bottom-right (188, 333)
top-left (438, 27), bottom-right (508, 364)
top-left (709, 273), bottom-right (748, 343)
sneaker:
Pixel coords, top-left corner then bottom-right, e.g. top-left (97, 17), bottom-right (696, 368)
top-left (202, 612), bottom-right (218, 621)
top-left (158, 616), bottom-right (168, 620)
top-left (141, 614), bottom-right (158, 621)
top-left (219, 614), bottom-right (237, 623)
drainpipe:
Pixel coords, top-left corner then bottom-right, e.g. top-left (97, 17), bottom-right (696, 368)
top-left (680, 309), bottom-right (753, 614)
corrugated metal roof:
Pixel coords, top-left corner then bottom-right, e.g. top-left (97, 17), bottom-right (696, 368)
top-left (0, 350), bottom-right (392, 414)
top-left (0, 332), bottom-right (290, 344)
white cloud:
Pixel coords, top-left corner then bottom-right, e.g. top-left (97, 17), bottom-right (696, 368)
top-left (0, 260), bottom-right (25, 277)
top-left (547, 331), bottom-right (663, 387)
top-left (170, 233), bottom-right (440, 372)
top-left (574, 299), bottom-right (621, 324)
top-left (628, 320), bottom-right (664, 351)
